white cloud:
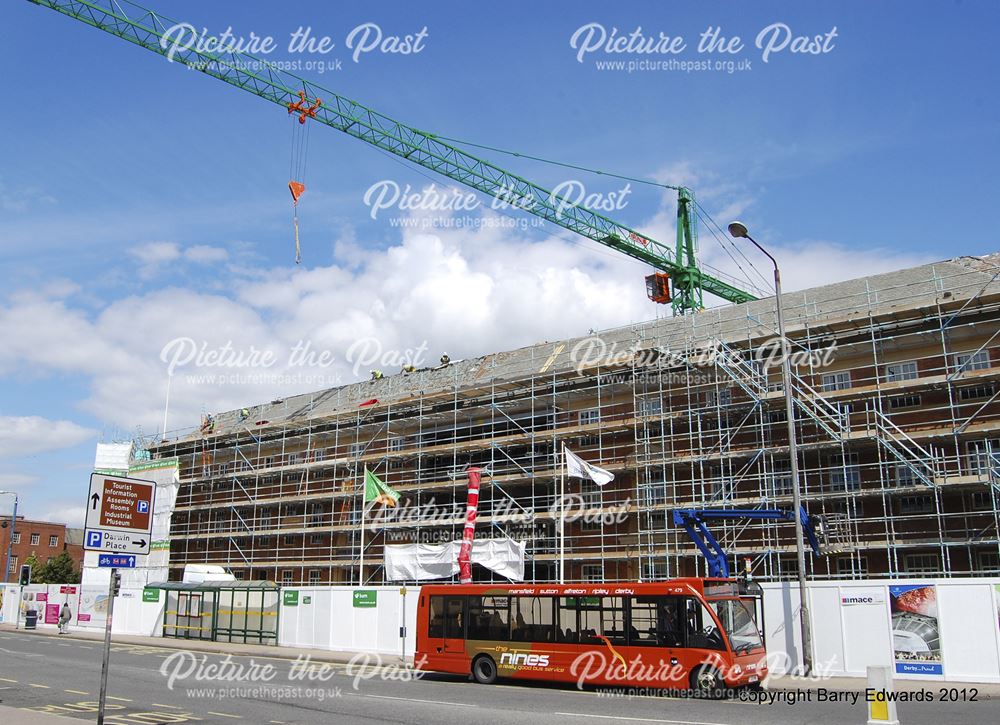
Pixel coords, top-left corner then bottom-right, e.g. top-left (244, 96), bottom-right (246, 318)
top-left (0, 416), bottom-right (96, 459)
top-left (184, 245), bottom-right (229, 263)
top-left (0, 472), bottom-right (38, 489)
top-left (0, 177), bottom-right (939, 439)
top-left (129, 241), bottom-right (181, 265)
top-left (39, 504), bottom-right (86, 528)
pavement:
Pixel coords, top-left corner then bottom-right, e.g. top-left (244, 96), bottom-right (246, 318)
top-left (1, 624), bottom-right (998, 724)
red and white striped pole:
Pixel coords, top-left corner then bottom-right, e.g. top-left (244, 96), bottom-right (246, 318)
top-left (458, 467), bottom-right (481, 584)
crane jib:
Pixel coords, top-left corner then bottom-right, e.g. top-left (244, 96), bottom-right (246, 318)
top-left (26, 0), bottom-right (758, 312)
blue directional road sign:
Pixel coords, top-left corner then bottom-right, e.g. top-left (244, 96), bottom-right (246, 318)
top-left (97, 554), bottom-right (136, 568)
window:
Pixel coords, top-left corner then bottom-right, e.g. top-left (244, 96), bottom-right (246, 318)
top-left (895, 464), bottom-right (919, 487)
top-left (827, 452), bottom-right (861, 491)
top-left (308, 569), bottom-right (321, 585)
top-left (581, 564), bottom-right (603, 582)
top-left (976, 550), bottom-right (1000, 573)
top-left (708, 598), bottom-right (763, 652)
top-left (309, 533), bottom-right (324, 545)
top-left (11, 532), bottom-right (20, 544)
top-left (388, 437), bottom-right (404, 469)
top-left (888, 394), bottom-right (921, 410)
top-left (954, 350), bottom-right (991, 373)
top-left (29, 533), bottom-right (40, 546)
top-left (971, 491), bottom-right (992, 510)
top-left (640, 480), bottom-right (666, 509)
top-left (281, 570), bottom-right (294, 584)
top-left (683, 597), bottom-right (726, 651)
top-left (638, 397), bottom-right (663, 417)
top-left (705, 388), bottom-right (733, 407)
top-left (836, 556), bottom-right (868, 577)
top-left (574, 596), bottom-right (626, 646)
top-left (580, 481), bottom-right (602, 509)
top-left (640, 560), bottom-right (668, 581)
top-left (578, 409), bottom-right (600, 446)
top-left (770, 459), bottom-right (792, 497)
top-left (348, 442), bottom-right (364, 458)
top-left (967, 439), bottom-right (1000, 474)
top-left (468, 595), bottom-right (510, 641)
top-left (885, 361), bottom-right (918, 382)
top-left (904, 553), bottom-right (939, 574)
top-left (48, 535), bottom-right (59, 547)
top-left (629, 596), bottom-right (682, 647)
top-left (283, 534), bottom-right (295, 546)
top-left (899, 495), bottom-right (933, 514)
top-left (428, 596), bottom-right (465, 639)
top-left (510, 596), bottom-right (555, 642)
top-left (7, 556), bottom-right (16, 573)
top-left (959, 384), bottom-right (996, 401)
top-left (709, 466), bottom-right (732, 500)
top-left (821, 371), bottom-right (852, 392)
top-left (308, 504), bottom-right (324, 526)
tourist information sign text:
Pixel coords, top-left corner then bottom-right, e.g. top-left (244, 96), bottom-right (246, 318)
top-left (84, 473), bottom-right (156, 556)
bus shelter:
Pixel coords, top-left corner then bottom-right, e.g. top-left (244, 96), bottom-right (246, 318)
top-left (149, 580), bottom-right (280, 644)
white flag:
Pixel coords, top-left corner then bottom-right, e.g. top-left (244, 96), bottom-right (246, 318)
top-left (564, 446), bottom-right (614, 487)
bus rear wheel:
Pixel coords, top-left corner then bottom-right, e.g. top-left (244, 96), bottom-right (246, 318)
top-left (691, 666), bottom-right (727, 699)
top-left (472, 655), bottom-right (498, 684)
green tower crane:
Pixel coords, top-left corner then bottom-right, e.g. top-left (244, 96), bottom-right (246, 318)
top-left (25, 0), bottom-right (758, 314)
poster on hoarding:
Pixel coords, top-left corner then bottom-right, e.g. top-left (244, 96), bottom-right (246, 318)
top-left (45, 603), bottom-right (60, 625)
top-left (889, 583), bottom-right (943, 675)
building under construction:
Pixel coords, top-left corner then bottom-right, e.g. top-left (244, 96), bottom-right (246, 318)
top-left (150, 254), bottom-right (1000, 585)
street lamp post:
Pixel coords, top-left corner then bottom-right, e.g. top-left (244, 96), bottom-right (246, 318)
top-left (1, 490), bottom-right (19, 584)
top-left (727, 221), bottom-right (813, 675)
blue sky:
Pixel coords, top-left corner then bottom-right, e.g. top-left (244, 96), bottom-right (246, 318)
top-left (1, 0), bottom-right (998, 525)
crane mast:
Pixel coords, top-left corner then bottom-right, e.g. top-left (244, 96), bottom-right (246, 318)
top-left (26, 0), bottom-right (758, 313)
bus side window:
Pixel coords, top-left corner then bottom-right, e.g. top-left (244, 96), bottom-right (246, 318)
top-left (557, 597), bottom-right (580, 643)
top-left (629, 596), bottom-right (681, 647)
top-left (428, 596), bottom-right (445, 638)
top-left (511, 596), bottom-right (555, 642)
top-left (468, 595), bottom-right (510, 641)
top-left (683, 597), bottom-right (724, 651)
top-left (444, 596), bottom-right (465, 640)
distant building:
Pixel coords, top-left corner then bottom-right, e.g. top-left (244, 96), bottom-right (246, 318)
top-left (0, 517), bottom-right (84, 581)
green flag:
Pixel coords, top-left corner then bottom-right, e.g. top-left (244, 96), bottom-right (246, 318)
top-left (364, 467), bottom-right (400, 507)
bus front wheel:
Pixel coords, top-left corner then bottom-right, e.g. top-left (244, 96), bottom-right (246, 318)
top-left (691, 666), bottom-right (726, 699)
top-left (472, 655), bottom-right (498, 685)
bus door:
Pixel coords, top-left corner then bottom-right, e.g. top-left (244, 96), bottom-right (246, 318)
top-left (442, 595), bottom-right (466, 655)
top-left (680, 596), bottom-right (728, 669)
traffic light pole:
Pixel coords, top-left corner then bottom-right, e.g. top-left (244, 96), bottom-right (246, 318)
top-left (97, 567), bottom-right (119, 725)
top-left (2, 492), bottom-right (16, 584)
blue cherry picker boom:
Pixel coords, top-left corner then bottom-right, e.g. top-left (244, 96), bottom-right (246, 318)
top-left (673, 506), bottom-right (826, 578)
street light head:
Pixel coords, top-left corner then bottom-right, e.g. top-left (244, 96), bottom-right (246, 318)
top-left (727, 221), bottom-right (749, 239)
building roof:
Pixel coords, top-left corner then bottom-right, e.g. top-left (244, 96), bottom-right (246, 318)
top-left (159, 253), bottom-right (1000, 443)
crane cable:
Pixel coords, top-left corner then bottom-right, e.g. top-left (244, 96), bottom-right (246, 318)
top-left (288, 115), bottom-right (312, 264)
top-left (433, 133), bottom-right (771, 295)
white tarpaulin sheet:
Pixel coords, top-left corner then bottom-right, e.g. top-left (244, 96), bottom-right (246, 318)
top-left (384, 539), bottom-right (525, 581)
top-left (94, 442), bottom-right (132, 472)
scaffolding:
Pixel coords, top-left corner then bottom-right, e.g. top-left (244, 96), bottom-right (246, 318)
top-left (150, 254), bottom-right (1000, 585)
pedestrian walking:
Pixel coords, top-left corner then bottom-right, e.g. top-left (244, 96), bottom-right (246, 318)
top-left (58, 601), bottom-right (72, 634)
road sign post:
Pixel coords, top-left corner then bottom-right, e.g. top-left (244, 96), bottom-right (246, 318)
top-left (84, 473), bottom-right (154, 725)
top-left (97, 567), bottom-right (119, 725)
